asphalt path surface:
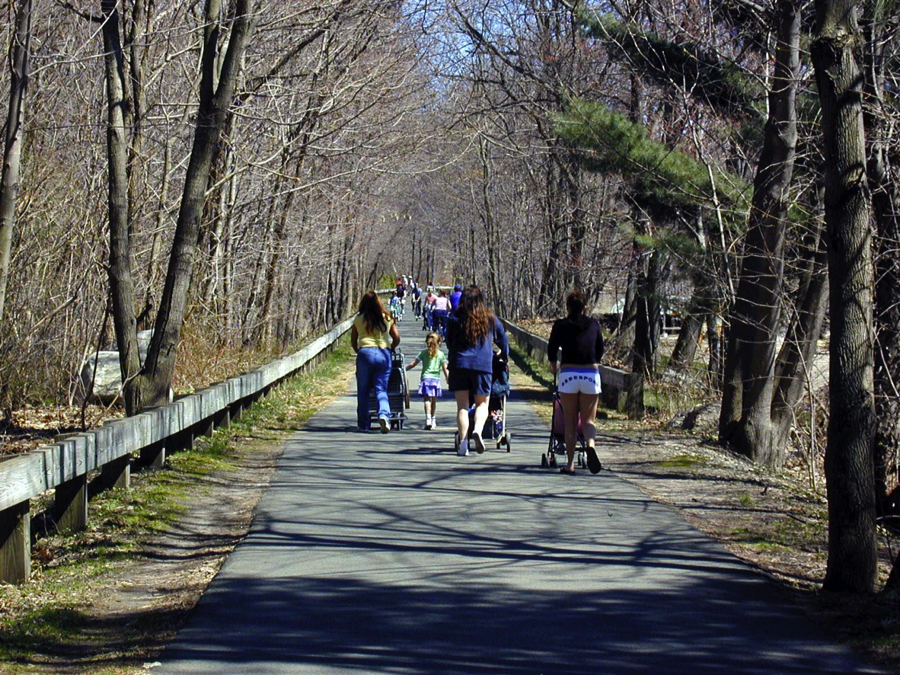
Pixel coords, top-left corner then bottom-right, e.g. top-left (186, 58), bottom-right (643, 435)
top-left (157, 312), bottom-right (878, 674)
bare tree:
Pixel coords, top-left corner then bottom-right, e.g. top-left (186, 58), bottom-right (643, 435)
top-left (718, 0), bottom-right (803, 466)
top-left (811, 0), bottom-right (877, 594)
top-left (137, 0), bottom-right (255, 409)
top-left (101, 0), bottom-right (142, 415)
top-left (0, 0), bottom-right (33, 324)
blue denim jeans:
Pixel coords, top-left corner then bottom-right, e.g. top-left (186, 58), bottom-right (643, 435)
top-left (433, 309), bottom-right (448, 337)
top-left (356, 347), bottom-right (391, 430)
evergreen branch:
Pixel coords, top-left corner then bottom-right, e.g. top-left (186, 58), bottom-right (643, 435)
top-left (554, 97), bottom-right (750, 221)
top-left (577, 10), bottom-right (764, 121)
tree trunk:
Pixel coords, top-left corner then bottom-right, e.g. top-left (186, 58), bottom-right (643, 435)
top-left (718, 0), bottom-right (802, 466)
top-left (564, 159), bottom-right (585, 291)
top-left (538, 160), bottom-right (562, 310)
top-left (811, 0), bottom-right (877, 594)
top-left (861, 8), bottom-right (900, 514)
top-left (101, 0), bottom-right (143, 416)
top-left (670, 214), bottom-right (713, 373)
top-left (616, 253), bottom-right (638, 356)
top-left (706, 311), bottom-right (723, 386)
top-left (259, 91), bottom-right (321, 343)
top-left (670, 305), bottom-right (703, 372)
top-left (770, 202), bottom-right (829, 452)
top-left (478, 136), bottom-right (503, 314)
top-left (124, 0), bottom-right (148, 235)
top-left (141, 0), bottom-right (254, 408)
top-left (633, 246), bottom-right (666, 378)
top-left (0, 0), bottom-right (32, 325)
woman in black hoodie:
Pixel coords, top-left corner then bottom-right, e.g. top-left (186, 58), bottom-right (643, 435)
top-left (547, 290), bottom-right (604, 474)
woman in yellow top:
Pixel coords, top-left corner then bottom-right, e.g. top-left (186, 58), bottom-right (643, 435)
top-left (351, 291), bottom-right (401, 433)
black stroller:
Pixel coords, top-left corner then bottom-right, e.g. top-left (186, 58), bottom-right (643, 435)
top-left (369, 350), bottom-right (410, 430)
top-left (454, 351), bottom-right (512, 452)
top-left (541, 388), bottom-right (587, 468)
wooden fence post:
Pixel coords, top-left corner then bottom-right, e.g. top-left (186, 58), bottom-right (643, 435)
top-left (140, 441), bottom-right (166, 469)
top-left (53, 475), bottom-right (88, 534)
top-left (101, 455), bottom-right (130, 490)
top-left (216, 407), bottom-right (231, 430)
top-left (0, 500), bottom-right (30, 583)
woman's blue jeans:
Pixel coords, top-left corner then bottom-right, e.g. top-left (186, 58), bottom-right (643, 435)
top-left (433, 309), bottom-right (448, 337)
top-left (356, 347), bottom-right (391, 430)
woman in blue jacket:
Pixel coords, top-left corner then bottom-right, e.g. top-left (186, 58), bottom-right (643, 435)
top-left (446, 286), bottom-right (509, 456)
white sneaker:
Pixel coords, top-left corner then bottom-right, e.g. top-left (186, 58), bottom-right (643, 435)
top-left (424, 417), bottom-right (433, 430)
top-left (379, 417), bottom-right (390, 434)
top-left (431, 419), bottom-right (438, 430)
top-left (457, 439), bottom-right (469, 457)
top-left (472, 431), bottom-right (486, 454)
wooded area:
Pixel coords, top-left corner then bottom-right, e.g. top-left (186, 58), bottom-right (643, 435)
top-left (0, 0), bottom-right (897, 595)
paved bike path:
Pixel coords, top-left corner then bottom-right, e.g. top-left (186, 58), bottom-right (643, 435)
top-left (157, 317), bottom-right (877, 674)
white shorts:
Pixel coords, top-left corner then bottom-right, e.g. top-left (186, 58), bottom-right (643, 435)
top-left (558, 368), bottom-right (602, 395)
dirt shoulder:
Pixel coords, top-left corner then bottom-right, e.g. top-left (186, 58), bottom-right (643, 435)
top-left (508, 345), bottom-right (900, 674)
top-left (0, 343), bottom-right (355, 674)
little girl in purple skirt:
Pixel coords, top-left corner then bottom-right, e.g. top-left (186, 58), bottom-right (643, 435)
top-left (406, 332), bottom-right (450, 430)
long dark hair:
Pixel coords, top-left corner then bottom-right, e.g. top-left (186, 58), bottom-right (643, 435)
top-left (566, 290), bottom-right (587, 317)
top-left (358, 291), bottom-right (388, 333)
top-left (457, 286), bottom-right (492, 345)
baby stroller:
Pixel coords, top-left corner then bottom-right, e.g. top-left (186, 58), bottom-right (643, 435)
top-left (541, 387), bottom-right (588, 469)
top-left (369, 350), bottom-right (410, 430)
top-left (453, 351), bottom-right (512, 452)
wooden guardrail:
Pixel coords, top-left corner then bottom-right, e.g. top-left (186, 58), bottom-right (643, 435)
top-left (499, 318), bottom-right (645, 419)
top-left (0, 315), bottom-right (356, 584)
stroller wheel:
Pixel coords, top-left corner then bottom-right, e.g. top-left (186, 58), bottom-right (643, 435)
top-left (541, 453), bottom-right (548, 468)
top-left (506, 433), bottom-right (511, 452)
top-left (549, 454), bottom-right (558, 469)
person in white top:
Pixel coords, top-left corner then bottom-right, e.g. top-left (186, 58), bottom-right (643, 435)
top-left (431, 290), bottom-right (451, 337)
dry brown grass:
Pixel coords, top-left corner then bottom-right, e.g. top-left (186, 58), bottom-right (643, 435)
top-left (0, 322), bottom-right (322, 457)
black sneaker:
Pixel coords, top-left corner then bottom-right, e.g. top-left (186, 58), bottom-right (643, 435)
top-left (586, 446), bottom-right (602, 474)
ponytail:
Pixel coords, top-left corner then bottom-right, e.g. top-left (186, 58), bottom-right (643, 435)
top-left (426, 332), bottom-right (441, 358)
